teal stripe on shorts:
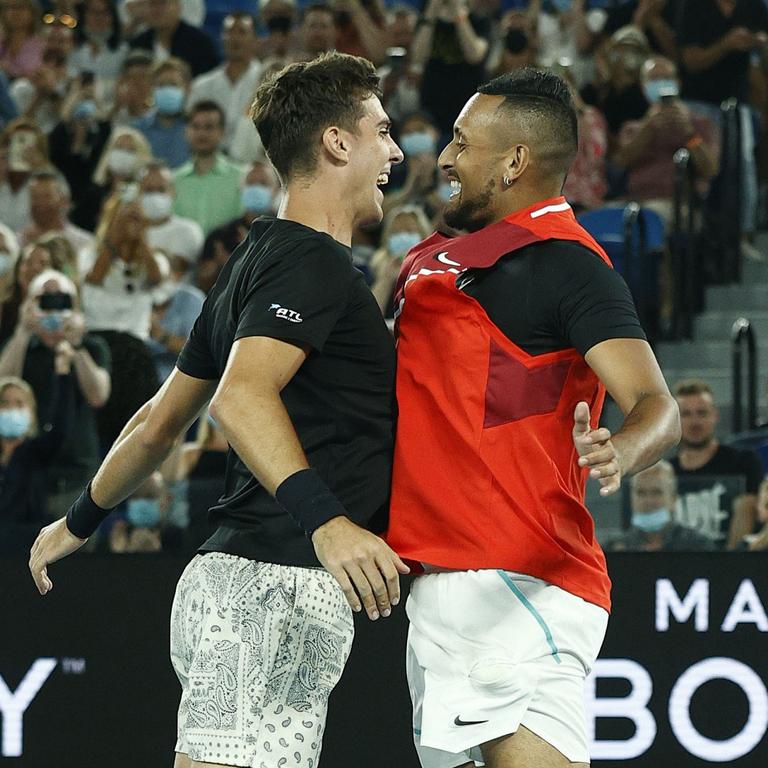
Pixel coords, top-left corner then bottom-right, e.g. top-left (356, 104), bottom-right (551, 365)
top-left (496, 570), bottom-right (562, 664)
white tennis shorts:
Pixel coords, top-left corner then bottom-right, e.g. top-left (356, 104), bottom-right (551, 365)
top-left (170, 553), bottom-right (354, 768)
top-left (406, 569), bottom-right (608, 768)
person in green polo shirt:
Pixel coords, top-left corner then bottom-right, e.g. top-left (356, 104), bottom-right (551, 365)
top-left (173, 100), bottom-right (245, 235)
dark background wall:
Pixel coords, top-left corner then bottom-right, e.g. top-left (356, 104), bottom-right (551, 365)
top-left (1, 554), bottom-right (766, 768)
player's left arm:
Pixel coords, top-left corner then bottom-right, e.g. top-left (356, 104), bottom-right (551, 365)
top-left (574, 338), bottom-right (681, 496)
top-left (29, 369), bottom-right (218, 594)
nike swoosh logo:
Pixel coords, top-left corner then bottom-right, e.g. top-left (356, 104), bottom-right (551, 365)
top-left (454, 716), bottom-right (489, 726)
top-left (436, 252), bottom-right (461, 266)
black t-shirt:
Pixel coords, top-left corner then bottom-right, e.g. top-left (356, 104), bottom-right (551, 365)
top-left (670, 444), bottom-right (764, 545)
top-left (177, 217), bottom-right (396, 567)
top-left (603, 0), bottom-right (683, 53)
top-left (679, 0), bottom-right (768, 104)
top-left (460, 239), bottom-right (646, 355)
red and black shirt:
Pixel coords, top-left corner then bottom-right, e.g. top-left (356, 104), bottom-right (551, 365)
top-left (386, 197), bottom-right (645, 612)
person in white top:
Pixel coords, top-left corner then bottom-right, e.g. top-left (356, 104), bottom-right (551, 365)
top-left (187, 13), bottom-right (263, 151)
top-left (139, 160), bottom-right (204, 267)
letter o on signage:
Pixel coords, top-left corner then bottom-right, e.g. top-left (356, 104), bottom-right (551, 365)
top-left (668, 658), bottom-right (768, 762)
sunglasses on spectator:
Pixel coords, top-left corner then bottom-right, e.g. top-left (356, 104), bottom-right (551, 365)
top-left (42, 12), bottom-right (77, 28)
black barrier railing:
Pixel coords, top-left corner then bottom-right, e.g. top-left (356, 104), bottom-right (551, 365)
top-left (622, 202), bottom-right (642, 296)
top-left (720, 98), bottom-right (743, 284)
top-left (671, 148), bottom-right (697, 339)
top-left (732, 317), bottom-right (758, 432)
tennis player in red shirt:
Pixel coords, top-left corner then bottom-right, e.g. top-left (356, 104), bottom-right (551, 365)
top-left (387, 67), bottom-right (681, 768)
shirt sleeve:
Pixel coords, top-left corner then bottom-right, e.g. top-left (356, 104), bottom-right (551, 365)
top-left (545, 243), bottom-right (647, 356)
top-left (233, 238), bottom-right (352, 353)
top-left (177, 300), bottom-right (218, 380)
top-left (741, 449), bottom-right (765, 495)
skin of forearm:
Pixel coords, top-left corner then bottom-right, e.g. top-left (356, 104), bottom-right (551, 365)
top-left (455, 16), bottom-right (487, 65)
top-left (351, 9), bottom-right (386, 65)
top-left (646, 16), bottom-right (677, 60)
top-left (72, 350), bottom-right (111, 407)
top-left (411, 24), bottom-right (435, 67)
top-left (0, 327), bottom-right (31, 376)
top-left (85, 245), bottom-right (113, 285)
top-left (683, 40), bottom-right (728, 74)
top-left (610, 393), bottom-right (681, 477)
top-left (91, 401), bottom-right (178, 507)
top-left (209, 382), bottom-right (309, 495)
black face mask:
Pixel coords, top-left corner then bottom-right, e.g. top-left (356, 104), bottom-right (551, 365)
top-left (504, 28), bottom-right (529, 54)
top-left (266, 15), bottom-right (292, 33)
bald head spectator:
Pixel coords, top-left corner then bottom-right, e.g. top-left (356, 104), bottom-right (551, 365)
top-left (18, 172), bottom-right (94, 270)
top-left (129, 0), bottom-right (220, 78)
top-left (188, 14), bottom-right (263, 152)
top-left (173, 101), bottom-right (244, 235)
top-left (139, 160), bottom-right (204, 267)
top-left (133, 57), bottom-right (191, 168)
top-left (197, 160), bottom-right (279, 292)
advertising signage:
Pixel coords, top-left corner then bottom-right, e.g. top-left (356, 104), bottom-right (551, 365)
top-left (0, 554), bottom-right (765, 767)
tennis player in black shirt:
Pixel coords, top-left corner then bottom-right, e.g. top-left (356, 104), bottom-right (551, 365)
top-left (29, 53), bottom-right (407, 768)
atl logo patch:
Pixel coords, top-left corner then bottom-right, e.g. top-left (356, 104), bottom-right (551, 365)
top-left (268, 303), bottom-right (303, 323)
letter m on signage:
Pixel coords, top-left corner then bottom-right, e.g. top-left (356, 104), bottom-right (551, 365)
top-left (656, 578), bottom-right (709, 632)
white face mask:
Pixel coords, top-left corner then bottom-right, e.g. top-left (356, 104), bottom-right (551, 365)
top-left (141, 192), bottom-right (173, 222)
top-left (107, 147), bottom-right (138, 177)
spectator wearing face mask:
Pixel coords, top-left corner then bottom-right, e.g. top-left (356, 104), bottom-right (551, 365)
top-left (88, 125), bottom-right (153, 227)
top-left (48, 72), bottom-right (113, 231)
top-left (139, 160), bottom-right (203, 267)
top-left (582, 24), bottom-right (651, 138)
top-left (0, 268), bottom-right (111, 517)
top-left (607, 460), bottom-right (714, 552)
top-left (0, 363), bottom-right (75, 552)
top-left (147, 247), bottom-right (204, 382)
top-left (132, 57), bottom-right (191, 169)
top-left (486, 10), bottom-right (538, 78)
top-left (384, 111), bottom-right (445, 218)
top-left (614, 55), bottom-right (719, 226)
top-left (197, 159), bottom-right (279, 292)
top-left (601, 0), bottom-right (679, 60)
top-left (259, 0), bottom-right (301, 66)
top-left (370, 203), bottom-right (431, 317)
top-left (188, 14), bottom-right (263, 153)
top-left (108, 471), bottom-right (168, 553)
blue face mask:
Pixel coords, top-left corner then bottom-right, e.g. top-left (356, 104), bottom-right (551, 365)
top-left (38, 313), bottom-right (63, 332)
top-left (400, 131), bottom-right (437, 157)
top-left (73, 99), bottom-right (97, 120)
top-left (387, 231), bottom-right (422, 257)
top-left (154, 85), bottom-right (185, 116)
top-left (632, 507), bottom-right (671, 533)
top-left (126, 498), bottom-right (162, 528)
top-left (241, 184), bottom-right (273, 213)
top-left (0, 252), bottom-right (14, 276)
top-left (0, 408), bottom-right (30, 439)
top-left (643, 78), bottom-right (679, 104)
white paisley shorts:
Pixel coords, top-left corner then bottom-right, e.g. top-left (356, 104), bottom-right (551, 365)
top-left (170, 552), bottom-right (354, 768)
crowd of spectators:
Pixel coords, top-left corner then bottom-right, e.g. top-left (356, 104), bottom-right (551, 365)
top-left (0, 0), bottom-right (767, 553)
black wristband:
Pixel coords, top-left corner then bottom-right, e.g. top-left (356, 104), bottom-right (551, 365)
top-left (275, 468), bottom-right (347, 537)
top-left (65, 481), bottom-right (115, 539)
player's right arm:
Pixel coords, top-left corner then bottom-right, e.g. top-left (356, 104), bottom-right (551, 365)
top-left (210, 335), bottom-right (408, 621)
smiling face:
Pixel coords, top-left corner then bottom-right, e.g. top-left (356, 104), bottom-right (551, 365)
top-left (438, 93), bottom-right (513, 233)
top-left (345, 95), bottom-right (403, 226)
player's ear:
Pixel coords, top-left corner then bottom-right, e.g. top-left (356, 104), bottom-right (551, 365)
top-left (502, 143), bottom-right (529, 187)
top-left (321, 126), bottom-right (349, 165)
